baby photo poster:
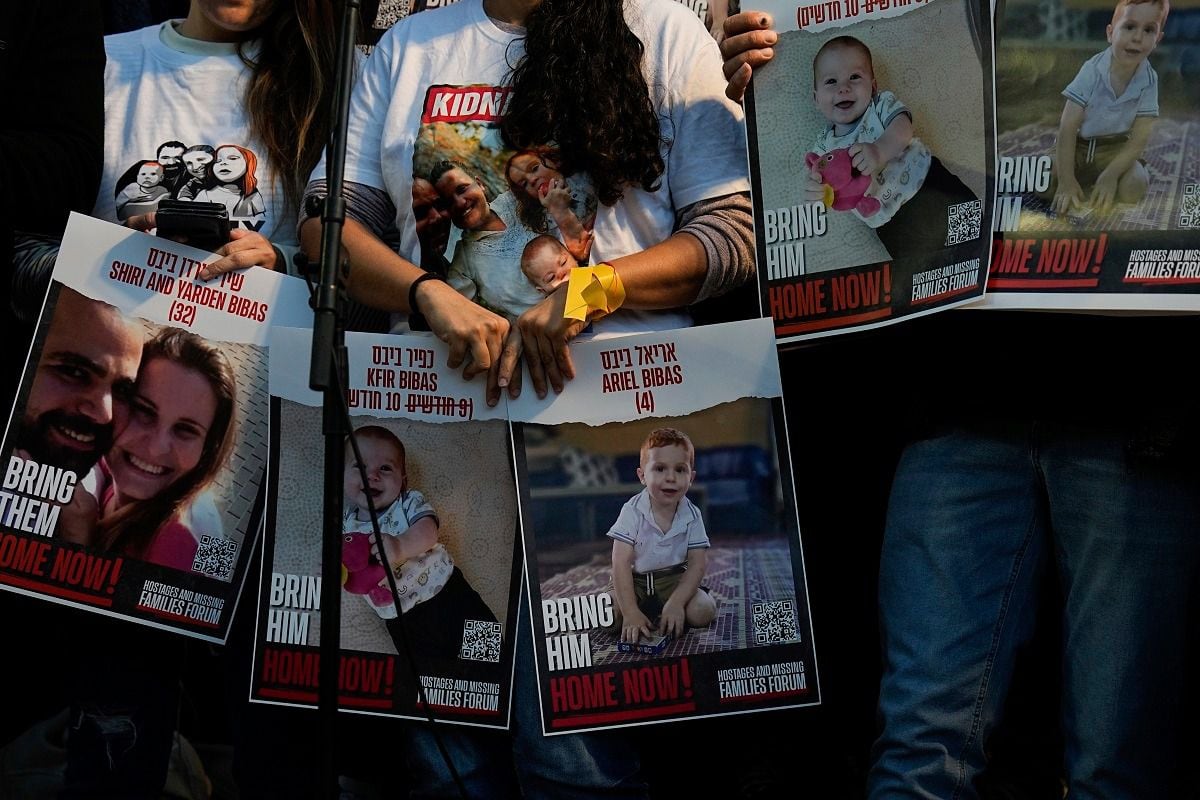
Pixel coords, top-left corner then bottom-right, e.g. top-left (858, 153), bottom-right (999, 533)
top-left (250, 326), bottom-right (520, 728)
top-left (509, 319), bottom-right (820, 734)
top-left (746, 0), bottom-right (996, 341)
top-left (985, 0), bottom-right (1200, 309)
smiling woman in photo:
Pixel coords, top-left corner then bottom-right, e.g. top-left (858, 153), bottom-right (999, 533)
top-left (93, 326), bottom-right (237, 571)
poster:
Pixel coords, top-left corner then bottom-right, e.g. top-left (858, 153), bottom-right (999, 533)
top-left (250, 326), bottom-right (520, 728)
top-left (509, 318), bottom-right (819, 734)
top-left (985, 0), bottom-right (1200, 309)
top-left (745, 0), bottom-right (995, 340)
top-left (0, 213), bottom-right (311, 642)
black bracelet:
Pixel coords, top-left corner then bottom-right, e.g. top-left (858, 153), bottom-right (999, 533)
top-left (408, 271), bottom-right (444, 316)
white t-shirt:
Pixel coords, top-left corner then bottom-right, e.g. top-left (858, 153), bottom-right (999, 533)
top-left (96, 22), bottom-right (296, 261)
top-left (607, 488), bottom-right (709, 574)
top-left (320, 0), bottom-right (748, 333)
top-left (813, 91), bottom-right (931, 228)
top-left (1063, 47), bottom-right (1159, 140)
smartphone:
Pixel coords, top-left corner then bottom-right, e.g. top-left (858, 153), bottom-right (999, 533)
top-left (155, 199), bottom-right (231, 253)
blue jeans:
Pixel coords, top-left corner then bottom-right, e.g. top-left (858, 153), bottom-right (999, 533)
top-left (402, 588), bottom-right (648, 799)
top-left (869, 422), bottom-right (1199, 799)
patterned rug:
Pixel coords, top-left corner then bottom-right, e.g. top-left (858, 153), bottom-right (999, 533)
top-left (539, 543), bottom-right (798, 666)
top-left (998, 118), bottom-right (1200, 231)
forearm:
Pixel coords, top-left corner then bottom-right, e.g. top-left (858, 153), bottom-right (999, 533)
top-left (301, 216), bottom-right (423, 312)
top-left (1055, 102), bottom-right (1085, 184)
top-left (667, 550), bottom-right (707, 608)
top-left (612, 545), bottom-right (640, 616)
top-left (874, 115), bottom-right (914, 165)
top-left (609, 193), bottom-right (754, 308)
top-left (381, 519), bottom-right (439, 566)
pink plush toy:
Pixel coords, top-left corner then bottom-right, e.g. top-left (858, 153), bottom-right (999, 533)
top-left (805, 148), bottom-right (881, 217)
top-left (342, 531), bottom-right (393, 607)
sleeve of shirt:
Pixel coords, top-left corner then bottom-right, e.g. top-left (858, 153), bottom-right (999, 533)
top-left (686, 502), bottom-right (710, 549)
top-left (311, 30), bottom-right (397, 191)
top-left (401, 489), bottom-right (438, 531)
top-left (606, 498), bottom-right (640, 546)
top-left (874, 91), bottom-right (912, 128)
top-left (661, 15), bottom-right (750, 209)
top-left (1137, 69), bottom-right (1160, 117)
top-left (1063, 60), bottom-right (1096, 108)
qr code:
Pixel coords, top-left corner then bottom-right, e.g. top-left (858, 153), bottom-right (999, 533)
top-left (1180, 184), bottom-right (1200, 228)
top-left (752, 600), bottom-right (799, 646)
top-left (945, 199), bottom-right (983, 246)
top-left (460, 619), bottom-right (502, 662)
top-left (191, 535), bottom-right (237, 580)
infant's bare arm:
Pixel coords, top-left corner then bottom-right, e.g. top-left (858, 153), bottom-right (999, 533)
top-left (850, 112), bottom-right (913, 176)
top-left (1052, 100), bottom-right (1085, 213)
top-left (379, 516), bottom-right (439, 568)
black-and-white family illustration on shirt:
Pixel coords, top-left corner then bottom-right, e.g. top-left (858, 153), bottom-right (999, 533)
top-left (114, 140), bottom-right (266, 225)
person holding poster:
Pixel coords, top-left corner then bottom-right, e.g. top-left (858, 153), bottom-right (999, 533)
top-left (299, 0), bottom-right (754, 794)
top-left (724, 8), bottom-right (1200, 797)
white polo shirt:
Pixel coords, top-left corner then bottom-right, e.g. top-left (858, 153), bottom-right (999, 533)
top-left (607, 488), bottom-right (709, 573)
top-left (1063, 47), bottom-right (1159, 139)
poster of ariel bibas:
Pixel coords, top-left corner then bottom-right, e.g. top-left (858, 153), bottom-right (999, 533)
top-left (508, 318), bottom-right (818, 734)
top-left (985, 0), bottom-right (1200, 309)
top-left (745, 0), bottom-right (995, 341)
top-left (250, 326), bottom-right (519, 728)
top-left (0, 213), bottom-right (310, 641)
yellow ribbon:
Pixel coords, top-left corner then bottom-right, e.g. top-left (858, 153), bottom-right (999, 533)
top-left (564, 263), bottom-right (626, 321)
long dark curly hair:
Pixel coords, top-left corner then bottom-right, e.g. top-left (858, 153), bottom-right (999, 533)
top-left (500, 0), bottom-right (666, 207)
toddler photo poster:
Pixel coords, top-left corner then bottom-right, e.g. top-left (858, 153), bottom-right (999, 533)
top-left (986, 0), bottom-right (1200, 309)
top-left (250, 327), bottom-right (520, 728)
top-left (509, 319), bottom-right (819, 734)
top-left (746, 0), bottom-right (996, 341)
top-left (0, 214), bottom-right (311, 641)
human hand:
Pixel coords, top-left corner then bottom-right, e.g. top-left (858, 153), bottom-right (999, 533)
top-left (498, 284), bottom-right (587, 399)
top-left (540, 177), bottom-right (572, 213)
top-left (849, 142), bottom-right (885, 176)
top-left (565, 228), bottom-right (595, 264)
top-left (198, 229), bottom-right (278, 280)
top-left (658, 600), bottom-right (686, 638)
top-left (57, 483), bottom-right (100, 547)
top-left (720, 12), bottom-right (777, 102)
top-left (415, 278), bottom-right (510, 402)
top-left (621, 608), bottom-right (655, 643)
top-left (1090, 170), bottom-right (1120, 214)
top-left (804, 167), bottom-right (825, 203)
top-left (1052, 179), bottom-right (1084, 215)
top-left (123, 211), bottom-right (158, 233)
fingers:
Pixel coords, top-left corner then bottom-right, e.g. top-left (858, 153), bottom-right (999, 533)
top-left (720, 22), bottom-right (778, 102)
top-left (519, 325), bottom-right (546, 399)
top-left (497, 328), bottom-right (523, 397)
top-left (722, 10), bottom-right (774, 40)
top-left (725, 62), bottom-right (753, 103)
top-left (198, 230), bottom-right (275, 279)
top-left (123, 212), bottom-right (157, 232)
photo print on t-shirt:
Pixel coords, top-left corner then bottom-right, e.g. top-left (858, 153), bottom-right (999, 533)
top-left (411, 83), bottom-right (599, 322)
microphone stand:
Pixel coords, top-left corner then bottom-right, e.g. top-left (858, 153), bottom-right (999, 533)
top-left (310, 0), bottom-right (361, 796)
